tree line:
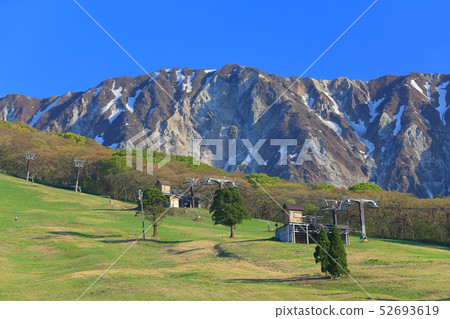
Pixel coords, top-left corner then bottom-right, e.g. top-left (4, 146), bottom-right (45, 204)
top-left (1, 121), bottom-right (448, 246)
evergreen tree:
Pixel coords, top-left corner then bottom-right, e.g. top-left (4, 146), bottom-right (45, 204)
top-left (142, 187), bottom-right (168, 237)
top-left (326, 225), bottom-right (350, 278)
top-left (313, 226), bottom-right (330, 273)
top-left (210, 187), bottom-right (250, 238)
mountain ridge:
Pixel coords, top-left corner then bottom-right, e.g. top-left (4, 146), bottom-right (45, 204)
top-left (1, 64), bottom-right (449, 198)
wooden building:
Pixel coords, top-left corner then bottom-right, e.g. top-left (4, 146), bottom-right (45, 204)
top-left (283, 203), bottom-right (304, 223)
top-left (276, 202), bottom-right (352, 245)
top-left (167, 194), bottom-right (181, 208)
top-left (156, 180), bottom-right (172, 194)
top-left (156, 180), bottom-right (180, 208)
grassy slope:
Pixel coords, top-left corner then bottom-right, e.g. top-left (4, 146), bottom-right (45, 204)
top-left (0, 173), bottom-right (448, 301)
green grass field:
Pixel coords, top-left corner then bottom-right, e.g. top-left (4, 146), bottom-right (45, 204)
top-left (0, 173), bottom-right (449, 301)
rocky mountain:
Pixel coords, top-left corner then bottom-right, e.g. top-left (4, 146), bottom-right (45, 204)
top-left (1, 64), bottom-right (449, 198)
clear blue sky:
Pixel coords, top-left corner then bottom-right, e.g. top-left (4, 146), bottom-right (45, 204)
top-left (1, 0), bottom-right (449, 98)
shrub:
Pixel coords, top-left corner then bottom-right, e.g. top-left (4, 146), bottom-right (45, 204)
top-left (57, 132), bottom-right (87, 145)
top-left (0, 121), bottom-right (35, 132)
top-left (348, 182), bottom-right (381, 193)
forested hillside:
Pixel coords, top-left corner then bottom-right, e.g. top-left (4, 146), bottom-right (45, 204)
top-left (0, 121), bottom-right (448, 245)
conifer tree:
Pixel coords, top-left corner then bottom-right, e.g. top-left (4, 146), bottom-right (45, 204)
top-left (210, 187), bottom-right (250, 238)
top-left (313, 226), bottom-right (330, 273)
top-left (327, 225), bottom-right (350, 278)
top-left (142, 187), bottom-right (168, 237)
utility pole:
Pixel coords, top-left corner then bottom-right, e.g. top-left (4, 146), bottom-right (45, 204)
top-left (24, 152), bottom-right (36, 182)
top-left (359, 201), bottom-right (366, 240)
top-left (190, 184), bottom-right (195, 208)
top-left (138, 190), bottom-right (145, 240)
top-left (184, 178), bottom-right (199, 208)
top-left (346, 198), bottom-right (379, 241)
top-left (73, 160), bottom-right (85, 192)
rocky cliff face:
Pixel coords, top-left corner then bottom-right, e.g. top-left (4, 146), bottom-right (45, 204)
top-left (1, 64), bottom-right (449, 197)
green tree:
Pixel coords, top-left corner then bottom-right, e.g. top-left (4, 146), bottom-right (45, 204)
top-left (210, 187), bottom-right (250, 238)
top-left (100, 155), bottom-right (130, 175)
top-left (349, 182), bottom-right (381, 193)
top-left (57, 132), bottom-right (87, 145)
top-left (326, 225), bottom-right (350, 278)
top-left (142, 187), bottom-right (168, 237)
top-left (313, 226), bottom-right (330, 274)
top-left (303, 202), bottom-right (319, 215)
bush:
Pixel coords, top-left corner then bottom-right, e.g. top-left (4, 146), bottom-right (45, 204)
top-left (303, 202), bottom-right (319, 215)
top-left (57, 132), bottom-right (87, 145)
top-left (0, 121), bottom-right (35, 132)
top-left (348, 182), bottom-right (381, 193)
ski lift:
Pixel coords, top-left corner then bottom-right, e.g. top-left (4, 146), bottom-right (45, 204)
top-left (367, 200), bottom-right (380, 209)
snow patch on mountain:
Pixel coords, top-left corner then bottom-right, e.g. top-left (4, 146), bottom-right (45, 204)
top-left (348, 118), bottom-right (367, 136)
top-left (150, 71), bottom-right (160, 81)
top-left (186, 72), bottom-right (195, 93)
top-left (303, 93), bottom-right (315, 108)
top-left (323, 91), bottom-right (342, 115)
top-left (320, 117), bottom-right (342, 136)
top-left (436, 81), bottom-right (449, 125)
top-left (165, 69), bottom-right (172, 80)
top-left (108, 108), bottom-right (123, 123)
top-left (393, 105), bottom-right (406, 136)
top-left (94, 134), bottom-right (104, 145)
top-left (410, 79), bottom-right (428, 99)
top-left (201, 71), bottom-right (216, 88)
top-left (345, 113), bottom-right (375, 158)
top-left (101, 82), bottom-right (123, 115)
top-left (93, 86), bottom-right (102, 97)
top-left (174, 70), bottom-right (195, 93)
top-left (126, 88), bottom-right (142, 112)
top-left (368, 97), bottom-right (385, 123)
top-left (29, 97), bottom-right (60, 126)
top-left (361, 138), bottom-right (375, 159)
top-left (228, 68), bottom-right (239, 78)
top-left (176, 69), bottom-right (185, 90)
top-left (425, 81), bottom-right (431, 100)
top-left (424, 185), bottom-right (433, 198)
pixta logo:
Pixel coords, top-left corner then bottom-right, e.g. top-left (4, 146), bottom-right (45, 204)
top-left (126, 129), bottom-right (171, 175)
top-left (193, 138), bottom-right (325, 166)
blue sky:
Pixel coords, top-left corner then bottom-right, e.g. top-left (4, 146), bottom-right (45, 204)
top-left (1, 0), bottom-right (449, 98)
